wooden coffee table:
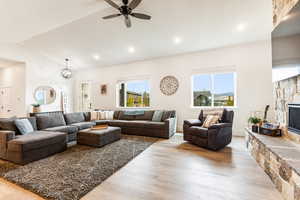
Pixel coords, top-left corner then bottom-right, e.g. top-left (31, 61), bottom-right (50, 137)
top-left (77, 126), bottom-right (121, 147)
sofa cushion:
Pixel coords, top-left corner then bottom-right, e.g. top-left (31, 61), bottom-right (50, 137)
top-left (108, 120), bottom-right (165, 129)
top-left (108, 120), bottom-right (129, 127)
top-left (113, 111), bottom-right (121, 120)
top-left (7, 131), bottom-right (66, 152)
top-left (188, 126), bottom-right (208, 138)
top-left (14, 119), bottom-right (34, 135)
top-left (118, 121), bottom-right (147, 128)
top-left (152, 110), bottom-right (164, 122)
top-left (43, 125), bottom-right (78, 134)
top-left (135, 111), bottom-right (154, 120)
top-left (119, 112), bottom-right (135, 120)
top-left (71, 122), bottom-right (96, 130)
top-left (0, 116), bottom-right (18, 133)
top-left (36, 115), bottom-right (66, 130)
top-left (64, 112), bottom-right (85, 125)
top-left (161, 110), bottom-right (176, 122)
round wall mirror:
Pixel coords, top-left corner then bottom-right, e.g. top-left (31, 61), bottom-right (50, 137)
top-left (34, 86), bottom-right (56, 105)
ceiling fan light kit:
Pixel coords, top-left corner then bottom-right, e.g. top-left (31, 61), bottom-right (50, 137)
top-left (103, 0), bottom-right (151, 28)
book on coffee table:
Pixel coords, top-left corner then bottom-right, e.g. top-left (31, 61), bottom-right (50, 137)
top-left (90, 125), bottom-right (108, 130)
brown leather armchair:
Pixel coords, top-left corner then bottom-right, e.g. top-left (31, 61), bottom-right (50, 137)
top-left (183, 109), bottom-right (234, 151)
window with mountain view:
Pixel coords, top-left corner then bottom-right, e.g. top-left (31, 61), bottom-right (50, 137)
top-left (192, 72), bottom-right (235, 107)
top-left (118, 80), bottom-right (150, 108)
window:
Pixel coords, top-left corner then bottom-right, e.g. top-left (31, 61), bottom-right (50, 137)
top-left (192, 72), bottom-right (236, 107)
top-left (117, 80), bottom-right (150, 108)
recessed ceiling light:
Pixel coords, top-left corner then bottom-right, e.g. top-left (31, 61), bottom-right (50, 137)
top-left (173, 36), bottom-right (182, 45)
top-left (93, 54), bottom-right (100, 60)
top-left (236, 23), bottom-right (246, 32)
top-left (128, 46), bottom-right (135, 53)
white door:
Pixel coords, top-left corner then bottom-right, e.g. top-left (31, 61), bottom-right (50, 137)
top-left (79, 82), bottom-right (92, 112)
top-left (0, 87), bottom-right (13, 118)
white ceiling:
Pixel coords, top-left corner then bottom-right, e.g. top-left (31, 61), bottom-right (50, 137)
top-left (1, 0), bottom-right (273, 69)
top-left (0, 0), bottom-right (105, 43)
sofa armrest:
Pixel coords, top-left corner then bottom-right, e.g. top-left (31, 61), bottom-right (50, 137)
top-left (184, 119), bottom-right (202, 127)
top-left (208, 123), bottom-right (232, 130)
top-left (0, 131), bottom-right (15, 157)
top-left (165, 117), bottom-right (177, 138)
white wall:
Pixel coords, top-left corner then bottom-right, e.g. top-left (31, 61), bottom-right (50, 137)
top-left (0, 64), bottom-right (26, 117)
top-left (0, 44), bottom-right (74, 114)
top-left (73, 40), bottom-right (274, 136)
top-left (24, 52), bottom-right (74, 113)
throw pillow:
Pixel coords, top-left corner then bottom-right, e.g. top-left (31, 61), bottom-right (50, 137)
top-left (90, 111), bottom-right (99, 121)
top-left (152, 110), bottom-right (164, 122)
top-left (202, 115), bottom-right (219, 128)
top-left (107, 111), bottom-right (114, 120)
top-left (14, 119), bottom-right (34, 135)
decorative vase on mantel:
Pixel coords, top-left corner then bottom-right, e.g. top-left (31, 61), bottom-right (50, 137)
top-left (32, 104), bottom-right (41, 113)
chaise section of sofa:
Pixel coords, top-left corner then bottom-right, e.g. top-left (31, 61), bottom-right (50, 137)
top-left (0, 130), bottom-right (67, 165)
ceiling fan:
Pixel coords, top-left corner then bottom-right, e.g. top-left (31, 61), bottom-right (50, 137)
top-left (102, 0), bottom-right (151, 28)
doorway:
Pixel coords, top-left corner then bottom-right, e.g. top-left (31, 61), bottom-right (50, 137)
top-left (0, 87), bottom-right (13, 118)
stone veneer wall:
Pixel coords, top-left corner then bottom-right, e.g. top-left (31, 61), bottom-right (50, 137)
top-left (273, 0), bottom-right (300, 27)
top-left (245, 129), bottom-right (300, 200)
top-left (274, 76), bottom-right (300, 143)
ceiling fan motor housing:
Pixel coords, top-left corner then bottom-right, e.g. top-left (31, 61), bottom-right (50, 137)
top-left (120, 6), bottom-right (131, 15)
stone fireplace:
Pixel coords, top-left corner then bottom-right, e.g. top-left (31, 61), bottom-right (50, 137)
top-left (274, 76), bottom-right (300, 143)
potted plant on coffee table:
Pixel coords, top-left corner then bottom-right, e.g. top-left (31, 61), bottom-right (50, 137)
top-left (248, 117), bottom-right (262, 133)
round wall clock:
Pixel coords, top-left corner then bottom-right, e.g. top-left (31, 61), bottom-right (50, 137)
top-left (160, 76), bottom-right (179, 96)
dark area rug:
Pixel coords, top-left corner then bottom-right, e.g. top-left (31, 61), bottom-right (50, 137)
top-left (0, 135), bottom-right (157, 200)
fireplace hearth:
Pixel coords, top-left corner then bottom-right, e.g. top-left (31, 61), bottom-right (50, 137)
top-left (288, 104), bottom-right (300, 134)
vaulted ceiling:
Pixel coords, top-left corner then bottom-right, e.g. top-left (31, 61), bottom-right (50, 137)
top-left (0, 0), bottom-right (273, 69)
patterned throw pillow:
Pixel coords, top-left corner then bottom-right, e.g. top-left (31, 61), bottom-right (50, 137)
top-left (90, 111), bottom-right (99, 121)
top-left (202, 115), bottom-right (219, 128)
top-left (90, 111), bottom-right (114, 120)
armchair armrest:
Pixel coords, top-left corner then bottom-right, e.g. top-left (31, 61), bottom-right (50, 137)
top-left (184, 119), bottom-right (202, 127)
top-left (208, 123), bottom-right (232, 130)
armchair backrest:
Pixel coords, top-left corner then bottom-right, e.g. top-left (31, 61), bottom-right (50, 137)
top-left (222, 110), bottom-right (234, 123)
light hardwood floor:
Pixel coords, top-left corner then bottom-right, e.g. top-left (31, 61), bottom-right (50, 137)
top-left (0, 135), bottom-right (283, 200)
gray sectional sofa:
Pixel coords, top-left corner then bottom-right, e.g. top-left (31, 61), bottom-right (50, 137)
top-left (0, 110), bottom-right (176, 165)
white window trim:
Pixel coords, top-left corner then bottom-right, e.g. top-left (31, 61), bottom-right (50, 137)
top-left (191, 72), bottom-right (237, 109)
top-left (116, 79), bottom-right (151, 109)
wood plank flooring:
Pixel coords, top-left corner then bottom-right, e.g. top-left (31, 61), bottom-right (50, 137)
top-left (0, 135), bottom-right (283, 200)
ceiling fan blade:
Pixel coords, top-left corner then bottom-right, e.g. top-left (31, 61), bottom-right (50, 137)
top-left (128, 0), bottom-right (142, 10)
top-left (125, 16), bottom-right (132, 28)
top-left (102, 14), bottom-right (122, 19)
top-left (131, 13), bottom-right (151, 20)
top-left (104, 0), bottom-right (120, 9)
